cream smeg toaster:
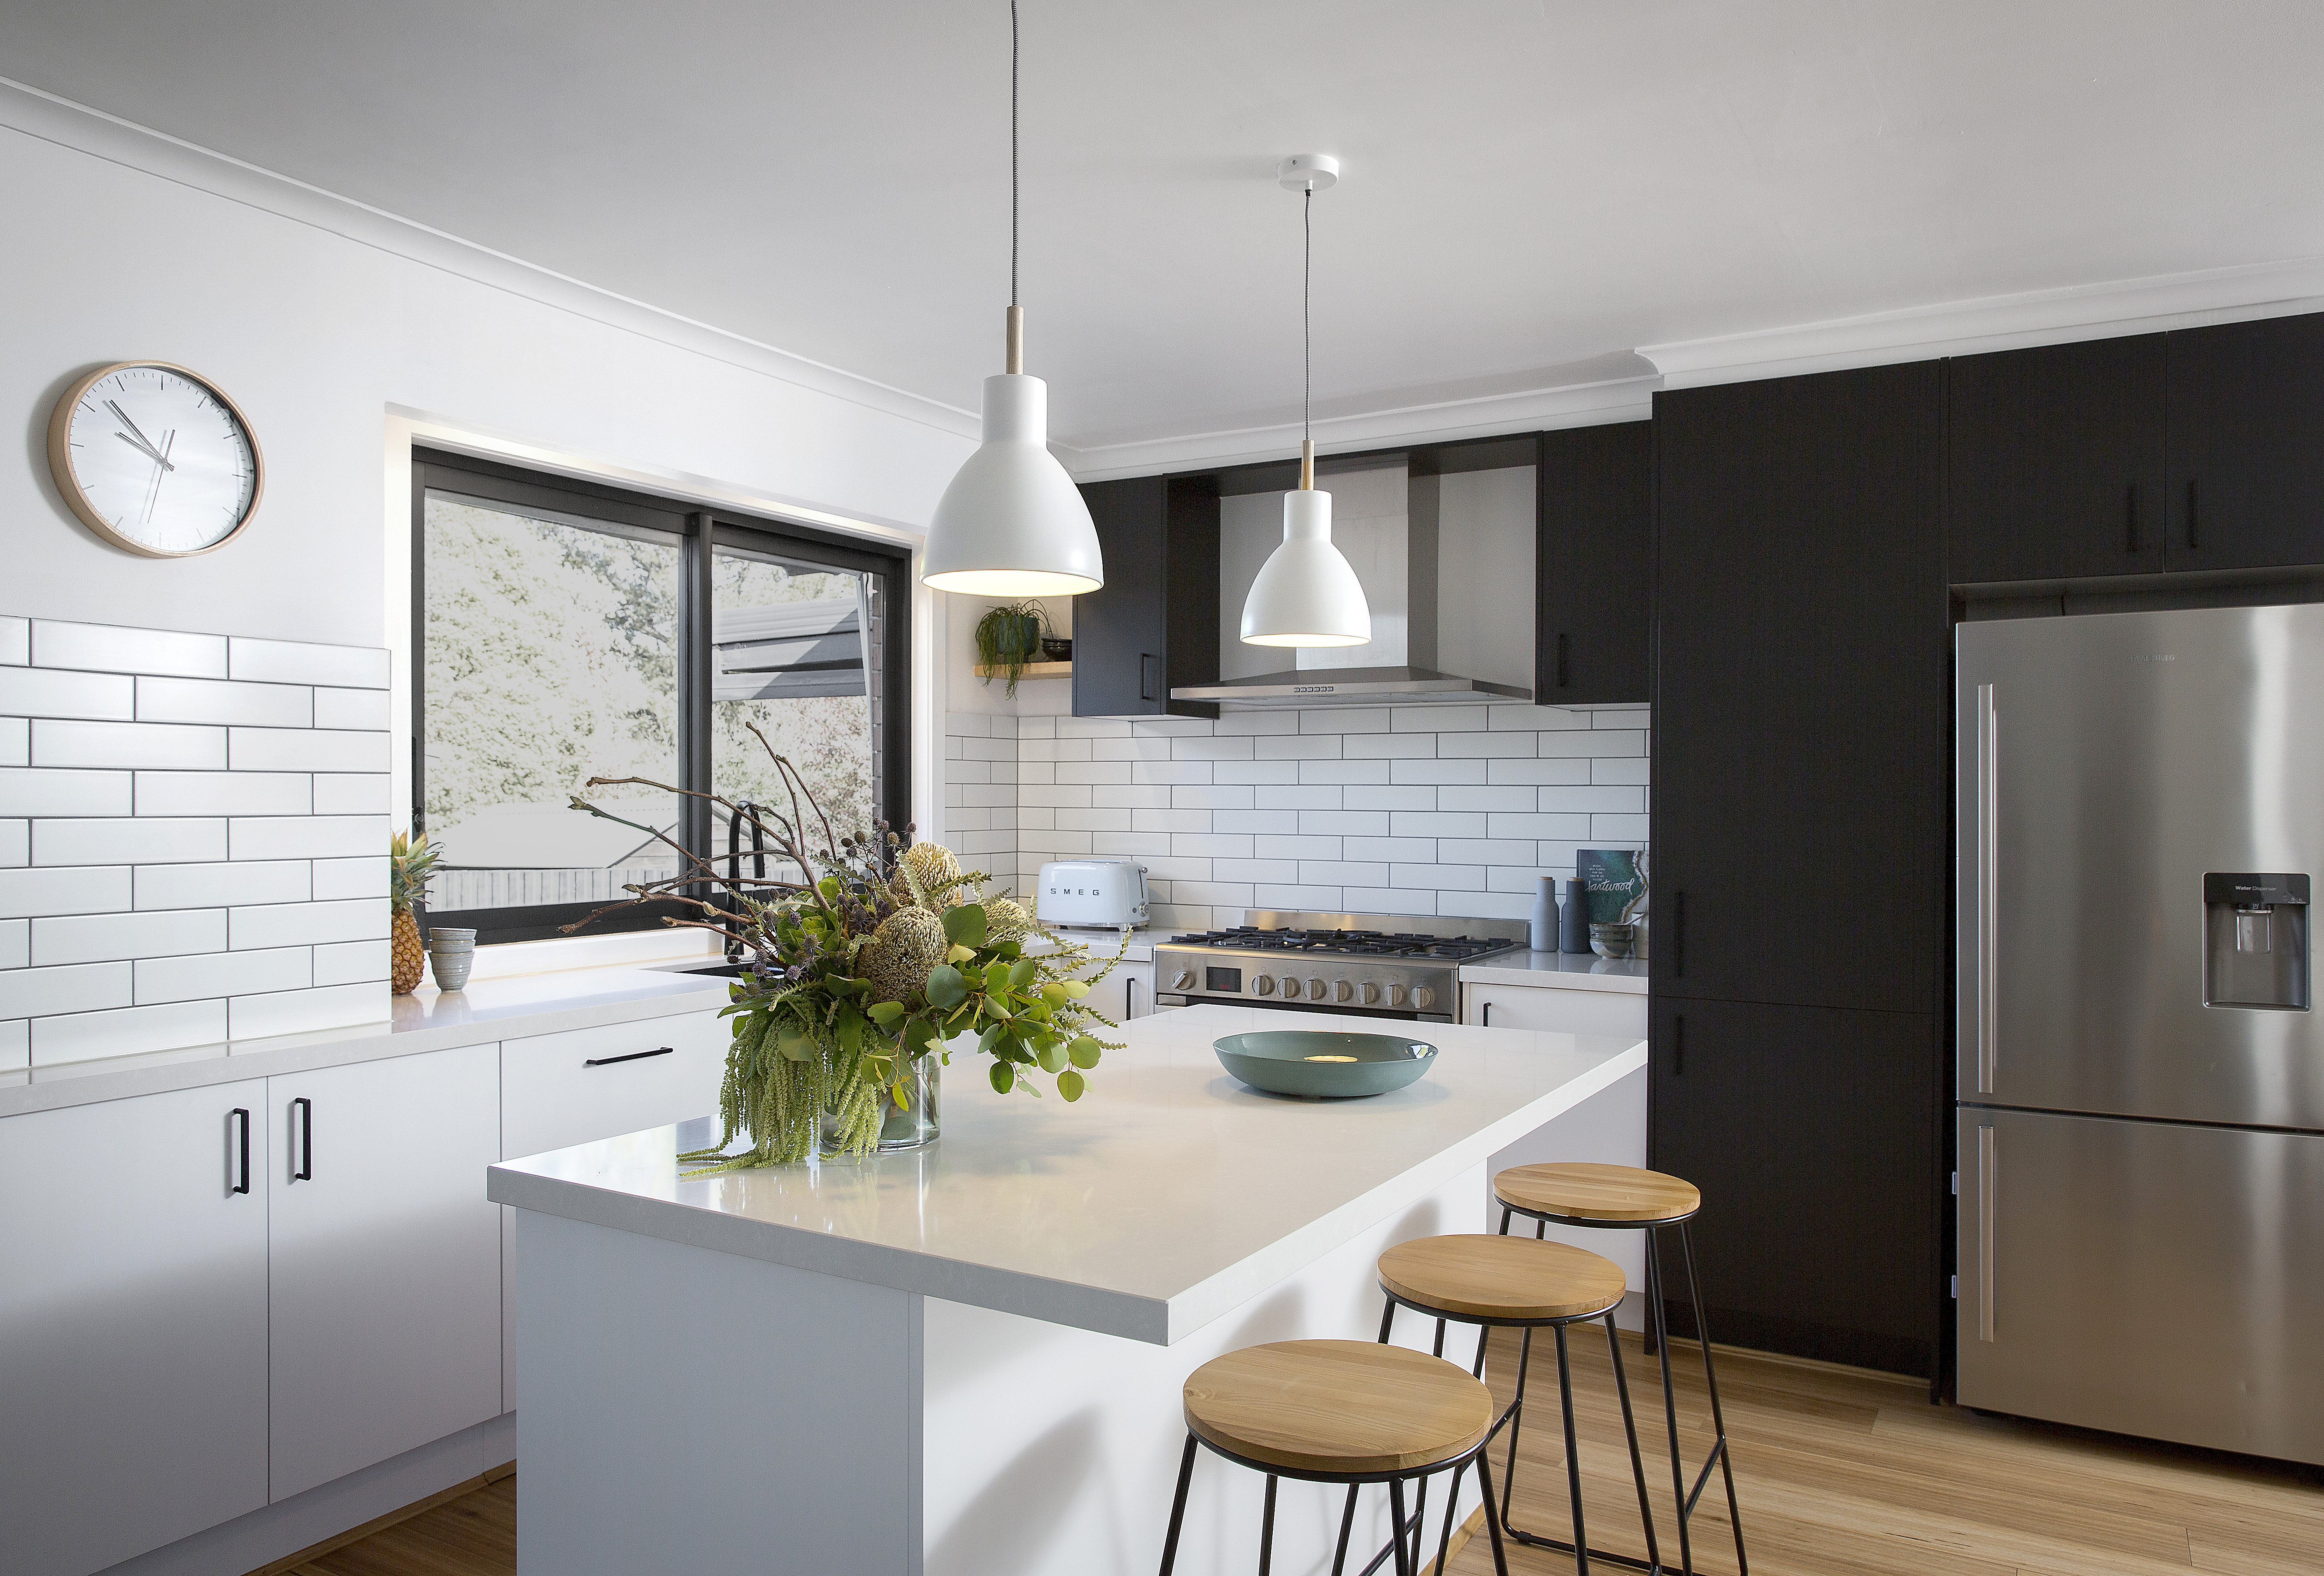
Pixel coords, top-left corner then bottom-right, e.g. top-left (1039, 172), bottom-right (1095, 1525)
top-left (1036, 859), bottom-right (1148, 929)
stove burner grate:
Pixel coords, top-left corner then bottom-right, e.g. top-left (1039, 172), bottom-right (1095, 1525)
top-left (1167, 926), bottom-right (1511, 961)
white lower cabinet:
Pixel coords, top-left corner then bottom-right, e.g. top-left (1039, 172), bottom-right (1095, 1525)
top-left (499, 1010), bottom-right (728, 1410)
top-left (0, 1080), bottom-right (271, 1576)
top-left (1462, 980), bottom-right (1648, 1039)
top-left (268, 1044), bottom-right (503, 1502)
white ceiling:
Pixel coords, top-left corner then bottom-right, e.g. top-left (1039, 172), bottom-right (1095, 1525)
top-left (7, 1), bottom-right (2324, 458)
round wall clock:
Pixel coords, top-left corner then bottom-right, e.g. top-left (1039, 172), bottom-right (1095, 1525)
top-left (46, 361), bottom-right (264, 558)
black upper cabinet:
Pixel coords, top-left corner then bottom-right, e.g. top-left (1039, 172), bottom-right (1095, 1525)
top-left (1536, 421), bottom-right (1652, 705)
top-left (1949, 334), bottom-right (2167, 583)
top-left (1071, 476), bottom-right (1220, 719)
top-left (1649, 995), bottom-right (1940, 1378)
top-left (2166, 313), bottom-right (2324, 572)
top-left (1652, 361), bottom-right (1949, 1017)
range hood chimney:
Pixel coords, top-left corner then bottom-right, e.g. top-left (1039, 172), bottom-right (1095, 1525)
top-left (1172, 463), bottom-right (1532, 709)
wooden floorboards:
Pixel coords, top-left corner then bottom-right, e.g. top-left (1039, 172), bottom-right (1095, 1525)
top-left (273, 1334), bottom-right (2323, 1576)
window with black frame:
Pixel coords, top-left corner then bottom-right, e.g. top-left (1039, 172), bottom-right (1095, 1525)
top-left (412, 450), bottom-right (908, 944)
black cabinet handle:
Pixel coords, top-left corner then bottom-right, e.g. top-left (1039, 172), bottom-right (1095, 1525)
top-left (291, 1096), bottom-right (312, 1182)
top-left (1670, 890), bottom-right (1685, 978)
top-left (230, 1108), bottom-right (251, 1195)
top-left (2186, 479), bottom-right (2199, 550)
top-left (1128, 976), bottom-right (1141, 1019)
top-left (1481, 1001), bottom-right (1493, 1027)
top-left (2124, 484), bottom-right (2138, 554)
top-left (1671, 1014), bottom-right (1686, 1076)
top-left (1139, 654), bottom-right (1162, 704)
top-left (1554, 633), bottom-right (1570, 689)
top-left (584, 1046), bottom-right (675, 1068)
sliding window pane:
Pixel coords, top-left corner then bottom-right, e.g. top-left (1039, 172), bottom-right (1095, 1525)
top-left (711, 543), bottom-right (880, 864)
top-left (423, 494), bottom-right (681, 913)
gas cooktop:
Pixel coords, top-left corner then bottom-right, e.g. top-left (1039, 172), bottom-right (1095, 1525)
top-left (1152, 911), bottom-right (1529, 1021)
top-left (1167, 926), bottom-right (1514, 961)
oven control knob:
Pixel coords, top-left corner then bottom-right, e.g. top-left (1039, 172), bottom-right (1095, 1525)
top-left (1412, 986), bottom-right (1437, 1011)
top-left (1386, 983), bottom-right (1407, 1007)
top-left (1361, 981), bottom-right (1381, 1005)
top-left (1173, 970), bottom-right (1196, 990)
top-left (1334, 979), bottom-right (1354, 1003)
top-left (1253, 974), bottom-right (1276, 996)
top-left (1276, 977), bottom-right (1299, 999)
top-left (1307, 977), bottom-right (1327, 1001)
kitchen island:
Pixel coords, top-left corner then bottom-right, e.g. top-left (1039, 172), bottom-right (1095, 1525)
top-left (488, 1003), bottom-right (1647, 1576)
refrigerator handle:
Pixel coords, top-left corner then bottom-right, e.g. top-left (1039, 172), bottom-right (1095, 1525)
top-left (1977, 682), bottom-right (1998, 1094)
top-left (1976, 1122), bottom-right (1997, 1343)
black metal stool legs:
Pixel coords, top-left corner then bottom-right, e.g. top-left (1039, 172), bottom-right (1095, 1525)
top-left (1678, 1222), bottom-right (1748, 1576)
top-left (1646, 1229), bottom-right (1691, 1575)
top-left (1160, 1433), bottom-right (1198, 1576)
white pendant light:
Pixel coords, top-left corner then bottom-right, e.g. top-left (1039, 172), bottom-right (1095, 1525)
top-left (1241, 154), bottom-right (1370, 648)
top-left (922, 1), bottom-right (1104, 598)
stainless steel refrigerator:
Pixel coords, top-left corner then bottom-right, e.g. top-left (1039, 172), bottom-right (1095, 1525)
top-left (1956, 603), bottom-right (2324, 1465)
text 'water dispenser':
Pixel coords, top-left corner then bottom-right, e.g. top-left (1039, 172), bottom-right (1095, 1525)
top-left (2203, 872), bottom-right (2310, 1010)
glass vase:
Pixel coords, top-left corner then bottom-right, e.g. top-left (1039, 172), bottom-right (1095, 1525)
top-left (822, 1055), bottom-right (940, 1157)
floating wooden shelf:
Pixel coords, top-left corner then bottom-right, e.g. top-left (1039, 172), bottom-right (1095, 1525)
top-left (973, 661), bottom-right (1073, 680)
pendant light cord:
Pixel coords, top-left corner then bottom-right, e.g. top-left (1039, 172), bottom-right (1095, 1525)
top-left (1011, 0), bottom-right (1020, 310)
top-left (1303, 184), bottom-right (1312, 453)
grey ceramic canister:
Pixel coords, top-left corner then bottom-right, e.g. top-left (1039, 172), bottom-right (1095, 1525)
top-left (1559, 876), bottom-right (1590, 953)
top-left (1530, 877), bottom-right (1557, 951)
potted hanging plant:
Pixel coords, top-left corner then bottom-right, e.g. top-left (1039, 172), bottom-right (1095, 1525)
top-left (973, 599), bottom-right (1050, 696)
top-left (560, 723), bottom-right (1125, 1172)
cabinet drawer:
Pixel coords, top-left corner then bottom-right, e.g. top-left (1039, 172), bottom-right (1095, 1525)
top-left (502, 1011), bottom-right (730, 1160)
top-left (1464, 982), bottom-right (1646, 1040)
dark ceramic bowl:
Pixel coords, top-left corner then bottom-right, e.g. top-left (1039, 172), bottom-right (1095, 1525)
top-left (1041, 637), bottom-right (1073, 662)
top-left (1213, 1031), bottom-right (1439, 1099)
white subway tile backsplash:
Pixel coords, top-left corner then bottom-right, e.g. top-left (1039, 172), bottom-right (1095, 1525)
top-left (1344, 836), bottom-right (1441, 862)
top-left (34, 817), bottom-right (226, 866)
top-left (229, 815), bottom-right (387, 861)
top-left (0, 917), bottom-right (23, 969)
top-left (137, 676), bottom-right (312, 728)
top-left (1487, 812), bottom-right (1593, 839)
top-left (230, 897), bottom-right (388, 950)
top-left (1214, 712), bottom-right (1299, 735)
top-left (1535, 787), bottom-right (1647, 814)
top-left (137, 771), bottom-right (310, 816)
top-left (313, 940), bottom-right (392, 987)
top-left (136, 946), bottom-right (312, 1004)
top-left (1437, 786), bottom-right (1537, 813)
top-left (229, 727), bottom-right (389, 773)
top-left (135, 859), bottom-right (310, 910)
top-left (227, 982), bottom-right (389, 1041)
top-left (312, 774), bottom-right (390, 815)
top-left (1130, 809), bottom-right (1211, 834)
top-left (1540, 729), bottom-right (1644, 757)
top-left (0, 768), bottom-right (133, 817)
top-left (1255, 834), bottom-right (1344, 861)
top-left (1345, 733), bottom-right (1438, 759)
top-left (34, 621), bottom-right (226, 678)
top-left (31, 999), bottom-right (226, 1065)
top-left (1297, 860), bottom-right (1390, 887)
top-left (1088, 831), bottom-right (1172, 858)
top-left (1298, 810), bottom-right (1391, 836)
top-left (0, 718), bottom-right (22, 767)
top-left (228, 637), bottom-right (390, 689)
top-left (33, 909), bottom-right (226, 966)
top-left (0, 960), bottom-right (132, 1019)
top-left (1213, 761), bottom-right (1303, 785)
top-left (0, 617), bottom-right (26, 665)
top-left (1439, 730), bottom-right (1522, 758)
top-left (1439, 838), bottom-right (1541, 866)
top-left (1591, 814), bottom-right (1652, 842)
top-left (0, 821), bottom-right (23, 866)
top-left (0, 666), bottom-right (137, 719)
top-left (1389, 811), bottom-right (1488, 838)
top-left (1256, 734), bottom-right (1344, 759)
top-left (311, 856), bottom-right (390, 901)
top-left (1211, 810), bottom-right (1300, 835)
top-left (1300, 760), bottom-right (1393, 785)
top-left (0, 1019), bottom-right (24, 1073)
top-left (0, 864), bottom-right (132, 918)
top-left (1090, 784), bottom-right (1172, 809)
top-left (33, 719), bottom-right (226, 770)
top-left (312, 687), bottom-right (392, 730)
top-left (1486, 758), bottom-right (1592, 785)
top-left (1386, 759), bottom-right (1484, 785)
top-left (1304, 708), bottom-right (1389, 735)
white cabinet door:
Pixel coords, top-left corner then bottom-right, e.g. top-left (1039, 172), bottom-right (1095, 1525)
top-left (0, 1080), bottom-right (270, 1576)
top-left (268, 1044), bottom-right (501, 1502)
top-left (499, 1011), bottom-right (729, 1413)
top-left (1463, 981), bottom-right (1648, 1040)
top-left (1063, 951), bottom-right (1152, 1025)
top-left (501, 1011), bottom-right (729, 1161)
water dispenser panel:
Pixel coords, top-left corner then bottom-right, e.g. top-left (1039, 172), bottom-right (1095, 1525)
top-left (2203, 872), bottom-right (2310, 1010)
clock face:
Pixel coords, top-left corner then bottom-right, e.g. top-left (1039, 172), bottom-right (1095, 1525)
top-left (50, 363), bottom-right (262, 557)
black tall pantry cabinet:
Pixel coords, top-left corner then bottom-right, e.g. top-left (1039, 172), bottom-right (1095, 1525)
top-left (1649, 362), bottom-right (1950, 1378)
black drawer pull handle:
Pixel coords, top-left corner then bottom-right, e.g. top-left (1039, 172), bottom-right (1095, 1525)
top-left (291, 1096), bottom-right (312, 1182)
top-left (231, 1108), bottom-right (251, 1195)
top-left (585, 1046), bottom-right (676, 1067)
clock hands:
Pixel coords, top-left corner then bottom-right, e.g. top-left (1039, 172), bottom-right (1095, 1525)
top-left (140, 429), bottom-right (176, 527)
top-left (107, 401), bottom-right (177, 472)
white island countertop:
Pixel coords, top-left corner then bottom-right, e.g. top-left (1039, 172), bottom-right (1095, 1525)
top-left (1458, 950), bottom-right (1649, 993)
top-left (489, 1003), bottom-right (1646, 1346)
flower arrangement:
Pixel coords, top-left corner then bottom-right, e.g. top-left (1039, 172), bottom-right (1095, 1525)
top-left (562, 725), bottom-right (1125, 1173)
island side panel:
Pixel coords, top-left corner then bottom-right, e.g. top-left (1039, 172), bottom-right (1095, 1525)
top-left (1488, 1063), bottom-right (1649, 1317)
top-left (920, 1161), bottom-right (1487, 1576)
top-left (515, 1210), bottom-right (922, 1576)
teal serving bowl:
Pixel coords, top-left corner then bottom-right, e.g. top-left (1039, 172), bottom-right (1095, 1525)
top-left (1213, 1031), bottom-right (1439, 1099)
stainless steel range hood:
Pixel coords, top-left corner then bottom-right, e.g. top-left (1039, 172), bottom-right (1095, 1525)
top-left (1175, 459), bottom-right (1533, 710)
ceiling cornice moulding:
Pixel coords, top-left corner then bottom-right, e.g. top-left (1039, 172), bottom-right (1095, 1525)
top-left (0, 75), bottom-right (983, 444)
top-left (1640, 256), bottom-right (2324, 388)
top-left (1059, 373), bottom-right (1659, 482)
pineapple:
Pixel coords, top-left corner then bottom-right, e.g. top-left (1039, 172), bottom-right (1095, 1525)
top-left (389, 831), bottom-right (441, 994)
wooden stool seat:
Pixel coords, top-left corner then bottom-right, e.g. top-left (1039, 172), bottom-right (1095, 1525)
top-left (1181, 1339), bottom-right (1494, 1477)
top-left (1378, 1234), bottom-right (1626, 1324)
top-left (1494, 1161), bottom-right (1701, 1224)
